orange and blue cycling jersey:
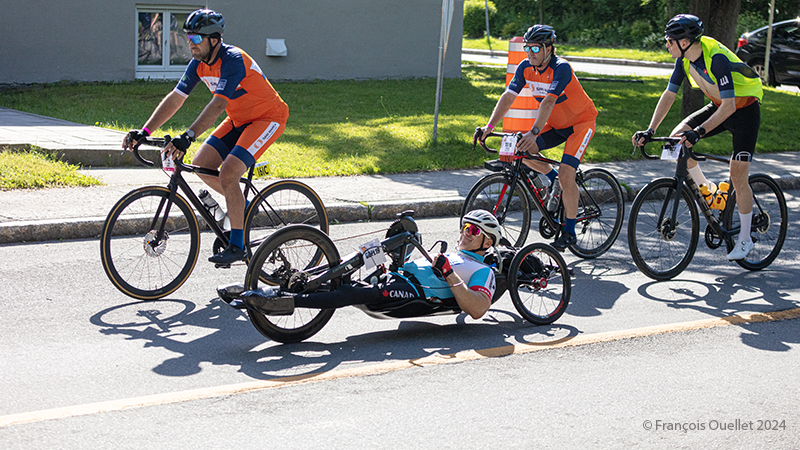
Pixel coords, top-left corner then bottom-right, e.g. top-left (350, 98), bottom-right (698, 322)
top-left (175, 43), bottom-right (288, 125)
top-left (507, 55), bottom-right (597, 130)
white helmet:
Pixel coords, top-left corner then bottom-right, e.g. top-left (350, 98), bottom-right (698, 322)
top-left (461, 209), bottom-right (502, 246)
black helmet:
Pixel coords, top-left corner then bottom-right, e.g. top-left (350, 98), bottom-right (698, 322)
top-left (183, 9), bottom-right (225, 38)
top-left (665, 14), bottom-right (704, 42)
top-left (523, 24), bottom-right (556, 45)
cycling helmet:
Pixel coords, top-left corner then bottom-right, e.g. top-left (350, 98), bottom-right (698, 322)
top-left (461, 209), bottom-right (502, 246)
top-left (183, 9), bottom-right (225, 38)
top-left (523, 24), bottom-right (556, 45)
top-left (665, 14), bottom-right (704, 42)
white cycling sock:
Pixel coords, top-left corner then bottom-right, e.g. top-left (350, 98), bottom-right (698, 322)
top-left (739, 211), bottom-right (753, 243)
top-left (688, 165), bottom-right (710, 187)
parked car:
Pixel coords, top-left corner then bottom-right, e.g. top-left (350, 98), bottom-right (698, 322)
top-left (736, 17), bottom-right (800, 87)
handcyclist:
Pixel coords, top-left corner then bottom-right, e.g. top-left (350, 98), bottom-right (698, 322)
top-left (632, 14), bottom-right (763, 261)
top-left (122, 9), bottom-right (289, 264)
top-left (478, 24), bottom-right (599, 251)
top-left (234, 210), bottom-right (501, 320)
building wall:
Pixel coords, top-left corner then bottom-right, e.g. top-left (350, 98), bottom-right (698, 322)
top-left (1, 0), bottom-right (464, 84)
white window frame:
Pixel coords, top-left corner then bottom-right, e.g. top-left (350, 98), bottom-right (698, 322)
top-left (135, 5), bottom-right (200, 80)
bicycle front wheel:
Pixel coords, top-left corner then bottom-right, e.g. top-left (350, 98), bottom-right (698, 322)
top-left (569, 168), bottom-right (625, 259)
top-left (100, 186), bottom-right (200, 300)
top-left (628, 178), bottom-right (699, 281)
top-left (461, 173), bottom-right (533, 247)
top-left (508, 243), bottom-right (571, 325)
top-left (245, 180), bottom-right (329, 252)
top-left (245, 225), bottom-right (339, 344)
top-left (722, 174), bottom-right (788, 271)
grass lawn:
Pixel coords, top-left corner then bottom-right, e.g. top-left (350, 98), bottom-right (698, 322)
top-left (462, 36), bottom-right (675, 63)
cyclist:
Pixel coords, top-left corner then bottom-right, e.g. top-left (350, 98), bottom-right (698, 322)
top-left (122, 9), bottom-right (289, 264)
top-left (633, 14), bottom-right (763, 261)
top-left (235, 210), bottom-right (500, 320)
top-left (479, 24), bottom-right (599, 251)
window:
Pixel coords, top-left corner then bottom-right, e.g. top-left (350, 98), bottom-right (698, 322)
top-left (136, 7), bottom-right (198, 79)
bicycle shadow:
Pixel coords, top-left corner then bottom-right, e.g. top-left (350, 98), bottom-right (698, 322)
top-left (90, 295), bottom-right (582, 382)
top-left (637, 268), bottom-right (800, 352)
top-left (566, 257), bottom-right (635, 317)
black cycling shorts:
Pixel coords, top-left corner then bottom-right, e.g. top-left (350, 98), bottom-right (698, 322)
top-left (680, 101), bottom-right (760, 162)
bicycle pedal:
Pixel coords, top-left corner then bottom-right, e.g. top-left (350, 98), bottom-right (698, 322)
top-left (568, 268), bottom-right (575, 277)
top-left (214, 263), bottom-right (232, 269)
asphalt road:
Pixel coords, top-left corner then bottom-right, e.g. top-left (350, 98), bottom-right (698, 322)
top-left (1, 190), bottom-right (799, 448)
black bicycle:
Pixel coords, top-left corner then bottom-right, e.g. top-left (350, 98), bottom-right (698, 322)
top-left (220, 211), bottom-right (571, 343)
top-left (100, 136), bottom-right (328, 300)
top-left (628, 136), bottom-right (788, 280)
top-left (463, 129), bottom-right (625, 258)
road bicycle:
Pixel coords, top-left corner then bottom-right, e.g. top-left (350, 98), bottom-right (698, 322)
top-left (100, 136), bottom-right (328, 300)
top-left (218, 211), bottom-right (571, 343)
top-left (628, 136), bottom-right (788, 280)
top-left (463, 129), bottom-right (625, 258)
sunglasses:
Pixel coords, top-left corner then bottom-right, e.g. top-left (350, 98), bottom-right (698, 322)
top-left (665, 37), bottom-right (675, 46)
top-left (462, 223), bottom-right (483, 236)
top-left (524, 44), bottom-right (543, 54)
top-left (186, 34), bottom-right (205, 44)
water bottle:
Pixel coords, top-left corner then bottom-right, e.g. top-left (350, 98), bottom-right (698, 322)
top-left (547, 179), bottom-right (561, 212)
top-left (198, 190), bottom-right (229, 229)
top-left (712, 181), bottom-right (729, 211)
top-left (698, 182), bottom-right (717, 207)
top-left (531, 172), bottom-right (549, 204)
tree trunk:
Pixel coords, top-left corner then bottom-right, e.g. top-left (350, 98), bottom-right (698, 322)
top-left (681, 0), bottom-right (742, 117)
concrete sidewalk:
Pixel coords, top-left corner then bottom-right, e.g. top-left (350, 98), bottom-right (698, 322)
top-left (2, 109), bottom-right (800, 245)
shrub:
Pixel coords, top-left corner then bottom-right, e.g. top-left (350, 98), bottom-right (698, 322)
top-left (464, 0), bottom-right (498, 38)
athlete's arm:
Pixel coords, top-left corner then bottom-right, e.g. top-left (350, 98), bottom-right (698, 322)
top-left (517, 94), bottom-right (556, 154)
top-left (164, 95), bottom-right (228, 159)
top-left (444, 270), bottom-right (491, 319)
top-left (482, 91), bottom-right (518, 140)
top-left (142, 91), bottom-right (186, 136)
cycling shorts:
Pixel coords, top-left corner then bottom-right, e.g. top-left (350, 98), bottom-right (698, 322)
top-left (206, 116), bottom-right (286, 167)
top-left (681, 101), bottom-right (760, 162)
top-left (535, 119), bottom-right (596, 169)
top-left (293, 272), bottom-right (423, 309)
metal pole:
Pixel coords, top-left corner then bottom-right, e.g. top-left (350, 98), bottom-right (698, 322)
top-left (763, 0), bottom-right (776, 85)
top-left (484, 0), bottom-right (492, 56)
top-left (433, 0), bottom-right (453, 142)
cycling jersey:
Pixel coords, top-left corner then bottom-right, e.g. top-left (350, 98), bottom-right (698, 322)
top-left (175, 43), bottom-right (289, 125)
top-left (667, 36), bottom-right (763, 109)
top-left (401, 250), bottom-right (496, 300)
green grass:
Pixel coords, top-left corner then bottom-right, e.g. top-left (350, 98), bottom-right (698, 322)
top-left (0, 149), bottom-right (102, 189)
top-left (463, 36), bottom-right (675, 63)
top-left (1, 65), bottom-right (798, 187)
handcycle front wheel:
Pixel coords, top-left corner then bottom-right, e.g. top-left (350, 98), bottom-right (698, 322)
top-left (244, 225), bottom-right (340, 344)
top-left (100, 186), bottom-right (200, 300)
top-left (461, 173), bottom-right (534, 247)
top-left (627, 177), bottom-right (699, 280)
top-left (508, 243), bottom-right (571, 325)
top-left (568, 168), bottom-right (625, 259)
top-left (722, 174), bottom-right (788, 271)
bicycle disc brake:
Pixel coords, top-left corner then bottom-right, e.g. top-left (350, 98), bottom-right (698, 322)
top-left (704, 224), bottom-right (722, 249)
top-left (143, 230), bottom-right (168, 257)
top-left (659, 218), bottom-right (678, 241)
top-left (753, 211), bottom-right (771, 234)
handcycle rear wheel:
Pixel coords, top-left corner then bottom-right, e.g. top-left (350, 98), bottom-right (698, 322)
top-left (100, 186), bottom-right (200, 300)
top-left (627, 178), bottom-right (699, 280)
top-left (245, 225), bottom-right (340, 344)
top-left (461, 173), bottom-right (533, 247)
top-left (722, 174), bottom-right (788, 271)
top-left (568, 168), bottom-right (625, 259)
top-left (508, 243), bottom-right (571, 325)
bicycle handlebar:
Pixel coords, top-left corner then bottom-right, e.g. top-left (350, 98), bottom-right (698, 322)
top-left (472, 127), bottom-right (524, 154)
top-left (632, 136), bottom-right (710, 163)
top-left (128, 135), bottom-right (171, 167)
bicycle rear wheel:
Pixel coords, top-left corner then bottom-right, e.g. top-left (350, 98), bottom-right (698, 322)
top-left (100, 186), bottom-right (200, 300)
top-left (722, 174), bottom-right (788, 270)
top-left (568, 168), bottom-right (625, 259)
top-left (245, 225), bottom-right (339, 344)
top-left (245, 180), bottom-right (329, 252)
top-left (508, 243), bottom-right (571, 325)
top-left (627, 178), bottom-right (699, 280)
top-left (461, 173), bottom-right (533, 247)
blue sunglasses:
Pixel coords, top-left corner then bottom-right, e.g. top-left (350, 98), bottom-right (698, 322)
top-left (186, 34), bottom-right (204, 44)
top-left (524, 44), bottom-right (543, 54)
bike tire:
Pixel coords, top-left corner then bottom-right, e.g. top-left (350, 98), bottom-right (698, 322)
top-left (244, 180), bottom-right (329, 254)
top-left (508, 243), bottom-right (571, 325)
top-left (100, 186), bottom-right (200, 300)
top-left (627, 178), bottom-right (699, 281)
top-left (461, 173), bottom-right (533, 247)
top-left (245, 225), bottom-right (339, 344)
top-left (722, 174), bottom-right (788, 271)
top-left (568, 168), bottom-right (625, 259)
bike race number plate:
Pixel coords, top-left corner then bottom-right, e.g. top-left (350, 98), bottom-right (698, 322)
top-left (661, 143), bottom-right (681, 161)
top-left (500, 135), bottom-right (518, 162)
top-left (360, 238), bottom-right (389, 272)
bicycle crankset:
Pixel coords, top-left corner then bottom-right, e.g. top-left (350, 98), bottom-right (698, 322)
top-left (704, 224), bottom-right (722, 249)
top-left (539, 217), bottom-right (557, 239)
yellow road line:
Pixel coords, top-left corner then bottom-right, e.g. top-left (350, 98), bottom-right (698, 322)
top-left (3, 308), bottom-right (799, 428)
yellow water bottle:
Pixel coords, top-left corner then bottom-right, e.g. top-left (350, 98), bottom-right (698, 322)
top-left (699, 182), bottom-right (717, 207)
top-left (713, 181), bottom-right (729, 210)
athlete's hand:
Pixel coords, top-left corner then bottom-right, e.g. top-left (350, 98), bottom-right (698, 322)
top-left (432, 254), bottom-right (453, 279)
top-left (123, 128), bottom-right (149, 151)
top-left (516, 130), bottom-right (539, 154)
top-left (632, 128), bottom-right (654, 147)
top-left (165, 131), bottom-right (194, 160)
top-left (679, 128), bottom-right (701, 148)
